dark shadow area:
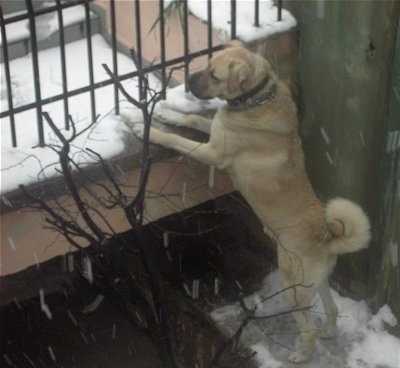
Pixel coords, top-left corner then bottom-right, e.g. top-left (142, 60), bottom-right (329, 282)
top-left (1, 194), bottom-right (276, 368)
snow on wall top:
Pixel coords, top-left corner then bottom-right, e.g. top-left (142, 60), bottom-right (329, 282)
top-left (0, 4), bottom-right (96, 46)
top-left (187, 0), bottom-right (297, 42)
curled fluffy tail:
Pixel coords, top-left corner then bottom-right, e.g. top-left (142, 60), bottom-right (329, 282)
top-left (325, 198), bottom-right (371, 255)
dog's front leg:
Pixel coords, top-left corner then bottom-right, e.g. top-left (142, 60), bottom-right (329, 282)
top-left (155, 108), bottom-right (212, 134)
top-left (133, 124), bottom-right (223, 166)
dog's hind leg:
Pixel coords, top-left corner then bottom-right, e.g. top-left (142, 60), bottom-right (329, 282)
top-left (155, 108), bottom-right (212, 134)
top-left (283, 283), bottom-right (319, 363)
top-left (318, 280), bottom-right (338, 339)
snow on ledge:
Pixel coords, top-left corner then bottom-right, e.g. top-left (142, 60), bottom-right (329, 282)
top-left (0, 35), bottom-right (158, 195)
top-left (160, 84), bottom-right (225, 113)
top-left (0, 4), bottom-right (96, 46)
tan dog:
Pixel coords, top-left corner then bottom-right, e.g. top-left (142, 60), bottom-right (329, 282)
top-left (133, 41), bottom-right (371, 363)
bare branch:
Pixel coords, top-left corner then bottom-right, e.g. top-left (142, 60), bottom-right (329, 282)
top-left (85, 148), bottom-right (126, 202)
top-left (209, 291), bottom-right (313, 367)
top-left (19, 184), bottom-right (95, 247)
top-left (102, 64), bottom-right (143, 109)
top-left (42, 112), bottom-right (105, 242)
top-left (260, 281), bottom-right (314, 304)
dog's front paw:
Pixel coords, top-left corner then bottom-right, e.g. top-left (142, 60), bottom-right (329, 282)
top-left (132, 123), bottom-right (145, 140)
top-left (154, 108), bottom-right (186, 127)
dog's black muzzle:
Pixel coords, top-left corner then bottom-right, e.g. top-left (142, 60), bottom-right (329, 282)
top-left (188, 71), bottom-right (211, 100)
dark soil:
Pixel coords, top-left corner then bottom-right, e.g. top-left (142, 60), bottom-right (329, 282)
top-left (1, 194), bottom-right (276, 368)
top-left (1, 275), bottom-right (162, 368)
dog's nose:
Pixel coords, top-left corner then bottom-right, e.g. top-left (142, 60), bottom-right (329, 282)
top-left (187, 71), bottom-right (211, 100)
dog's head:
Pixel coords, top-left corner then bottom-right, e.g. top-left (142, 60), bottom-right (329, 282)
top-left (188, 40), bottom-right (272, 101)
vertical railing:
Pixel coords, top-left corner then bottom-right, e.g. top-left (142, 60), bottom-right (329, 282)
top-left (159, 0), bottom-right (166, 98)
top-left (0, 0), bottom-right (284, 148)
top-left (56, 0), bottom-right (69, 131)
top-left (182, 0), bottom-right (189, 92)
top-left (0, 7), bottom-right (17, 147)
top-left (207, 0), bottom-right (213, 59)
top-left (110, 0), bottom-right (119, 114)
top-left (230, 0), bottom-right (236, 39)
top-left (84, 0), bottom-right (96, 123)
top-left (254, 0), bottom-right (260, 27)
top-left (277, 0), bottom-right (283, 21)
top-left (25, 0), bottom-right (44, 147)
top-left (134, 0), bottom-right (145, 100)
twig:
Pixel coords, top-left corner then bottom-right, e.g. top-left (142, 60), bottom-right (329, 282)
top-left (42, 112), bottom-right (105, 243)
top-left (85, 148), bottom-right (125, 201)
top-left (260, 281), bottom-right (313, 304)
top-left (19, 184), bottom-right (93, 248)
top-left (102, 51), bottom-right (176, 368)
top-left (208, 293), bottom-right (313, 367)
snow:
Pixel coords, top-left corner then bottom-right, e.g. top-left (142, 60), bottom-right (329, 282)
top-left (187, 0), bottom-right (297, 42)
top-left (252, 343), bottom-right (283, 368)
top-left (1, 34), bottom-right (160, 195)
top-left (210, 270), bottom-right (400, 368)
top-left (158, 83), bottom-right (224, 113)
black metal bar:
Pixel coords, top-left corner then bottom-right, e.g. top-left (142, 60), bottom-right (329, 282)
top-left (182, 0), bottom-right (189, 92)
top-left (110, 0), bottom-right (119, 114)
top-left (25, 0), bottom-right (44, 146)
top-left (159, 0), bottom-right (166, 99)
top-left (55, 0), bottom-right (69, 130)
top-left (277, 0), bottom-right (282, 21)
top-left (254, 0), bottom-right (260, 27)
top-left (0, 6), bottom-right (17, 147)
top-left (83, 0), bottom-right (96, 122)
top-left (134, 0), bottom-right (144, 100)
top-left (231, 0), bottom-right (236, 39)
top-left (0, 45), bottom-right (225, 120)
top-left (207, 0), bottom-right (213, 59)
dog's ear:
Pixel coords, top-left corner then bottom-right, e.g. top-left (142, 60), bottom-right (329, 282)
top-left (225, 39), bottom-right (244, 49)
top-left (227, 60), bottom-right (251, 93)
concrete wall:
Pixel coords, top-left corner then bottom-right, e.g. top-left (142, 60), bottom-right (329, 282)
top-left (372, 16), bottom-right (400, 322)
top-left (1, 155), bottom-right (233, 275)
top-left (284, 0), bottom-right (399, 311)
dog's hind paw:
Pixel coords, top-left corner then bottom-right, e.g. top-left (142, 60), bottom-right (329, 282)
top-left (288, 351), bottom-right (311, 364)
top-left (320, 327), bottom-right (336, 340)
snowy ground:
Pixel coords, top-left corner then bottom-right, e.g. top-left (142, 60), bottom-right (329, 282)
top-left (211, 270), bottom-right (400, 368)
